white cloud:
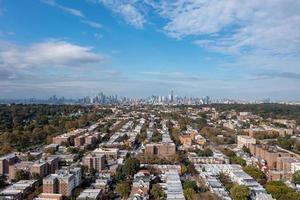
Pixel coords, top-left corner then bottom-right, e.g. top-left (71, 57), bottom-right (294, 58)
top-left (41, 0), bottom-right (84, 17)
top-left (58, 5), bottom-right (84, 17)
top-left (0, 40), bottom-right (104, 70)
top-left (41, 0), bottom-right (103, 29)
top-left (99, 0), bottom-right (146, 29)
top-left (81, 20), bottom-right (103, 28)
top-left (147, 0), bottom-right (300, 57)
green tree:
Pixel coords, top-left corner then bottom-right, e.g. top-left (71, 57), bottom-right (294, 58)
top-left (31, 172), bottom-right (41, 180)
top-left (219, 173), bottom-right (233, 191)
top-left (231, 156), bottom-right (246, 166)
top-left (116, 181), bottom-right (131, 199)
top-left (184, 188), bottom-right (196, 200)
top-left (183, 180), bottom-right (198, 191)
top-left (293, 170), bottom-right (300, 184)
top-left (196, 148), bottom-right (213, 157)
top-left (15, 170), bottom-right (30, 181)
top-left (243, 166), bottom-right (267, 185)
top-left (230, 184), bottom-right (250, 200)
top-left (150, 184), bottom-right (165, 200)
top-left (277, 136), bottom-right (294, 150)
top-left (122, 157), bottom-right (140, 177)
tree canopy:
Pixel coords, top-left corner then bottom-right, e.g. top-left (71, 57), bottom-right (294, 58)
top-left (266, 181), bottom-right (300, 200)
top-left (293, 170), bottom-right (300, 185)
top-left (122, 156), bottom-right (140, 177)
top-left (230, 184), bottom-right (250, 200)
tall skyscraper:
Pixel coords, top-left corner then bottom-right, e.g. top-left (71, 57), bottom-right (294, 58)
top-left (170, 90), bottom-right (174, 102)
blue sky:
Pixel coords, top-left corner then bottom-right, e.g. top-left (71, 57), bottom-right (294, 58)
top-left (0, 0), bottom-right (300, 100)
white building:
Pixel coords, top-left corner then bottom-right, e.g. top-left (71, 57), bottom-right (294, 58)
top-left (237, 135), bottom-right (256, 148)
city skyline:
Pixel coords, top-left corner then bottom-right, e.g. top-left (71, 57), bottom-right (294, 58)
top-left (1, 0), bottom-right (300, 100)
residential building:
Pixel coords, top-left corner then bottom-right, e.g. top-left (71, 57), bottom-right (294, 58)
top-left (83, 153), bottom-right (106, 172)
top-left (0, 153), bottom-right (19, 175)
top-left (77, 189), bottom-right (103, 200)
top-left (237, 135), bottom-right (256, 149)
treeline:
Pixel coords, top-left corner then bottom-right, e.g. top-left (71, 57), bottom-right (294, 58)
top-left (212, 103), bottom-right (300, 124)
top-left (0, 104), bottom-right (112, 154)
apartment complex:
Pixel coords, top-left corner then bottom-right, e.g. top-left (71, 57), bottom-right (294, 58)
top-left (249, 143), bottom-right (300, 180)
top-left (82, 153), bottom-right (106, 172)
top-left (145, 142), bottom-right (176, 158)
top-left (8, 156), bottom-right (59, 180)
top-left (43, 166), bottom-right (81, 197)
top-left (0, 153), bottom-right (19, 175)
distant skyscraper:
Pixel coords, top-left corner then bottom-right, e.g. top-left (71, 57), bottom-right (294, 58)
top-left (205, 96), bottom-right (210, 104)
top-left (170, 90), bottom-right (174, 102)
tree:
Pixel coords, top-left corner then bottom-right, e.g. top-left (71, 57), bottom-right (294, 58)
top-left (243, 166), bottom-right (267, 185)
top-left (293, 170), bottom-right (300, 184)
top-left (230, 184), bottom-right (250, 200)
top-left (219, 173), bottom-right (233, 191)
top-left (116, 181), bottom-right (130, 199)
top-left (242, 146), bottom-right (251, 154)
top-left (15, 170), bottom-right (30, 181)
top-left (184, 188), bottom-right (196, 200)
top-left (31, 172), bottom-right (41, 180)
top-left (196, 148), bottom-right (213, 157)
top-left (150, 184), bottom-right (165, 200)
top-left (277, 136), bottom-right (294, 150)
top-left (181, 164), bottom-right (188, 175)
top-left (231, 156), bottom-right (246, 166)
top-left (265, 181), bottom-right (300, 200)
top-left (0, 175), bottom-right (7, 188)
top-left (122, 157), bottom-right (140, 177)
top-left (183, 180), bottom-right (198, 191)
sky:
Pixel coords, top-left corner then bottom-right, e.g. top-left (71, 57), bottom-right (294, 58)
top-left (0, 0), bottom-right (300, 100)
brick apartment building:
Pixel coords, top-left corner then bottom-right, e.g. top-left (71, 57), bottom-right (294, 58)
top-left (83, 154), bottom-right (106, 172)
top-left (43, 174), bottom-right (75, 196)
top-left (145, 142), bottom-right (176, 158)
top-left (0, 153), bottom-right (19, 175)
top-left (43, 166), bottom-right (81, 197)
top-left (249, 143), bottom-right (300, 180)
top-left (8, 156), bottom-right (59, 180)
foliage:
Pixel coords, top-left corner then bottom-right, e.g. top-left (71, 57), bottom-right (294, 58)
top-left (31, 172), bottom-right (41, 180)
top-left (151, 129), bottom-right (162, 143)
top-left (252, 131), bottom-right (279, 140)
top-left (223, 148), bottom-right (236, 157)
top-left (116, 181), bottom-right (131, 199)
top-left (213, 103), bottom-right (300, 125)
top-left (116, 134), bottom-right (129, 142)
top-left (122, 156), bottom-right (140, 177)
top-left (292, 170), bottom-right (300, 185)
top-left (230, 184), bottom-right (250, 200)
top-left (192, 118), bottom-right (207, 130)
top-left (230, 156), bottom-right (246, 166)
top-left (150, 184), bottom-right (165, 200)
top-left (184, 188), bottom-right (197, 200)
top-left (219, 173), bottom-right (234, 191)
top-left (0, 104), bottom-right (111, 153)
top-left (243, 166), bottom-right (267, 185)
top-left (277, 136), bottom-right (295, 150)
top-left (183, 180), bottom-right (198, 191)
top-left (196, 148), bottom-right (213, 157)
top-left (242, 146), bottom-right (251, 154)
top-left (15, 170), bottom-right (30, 181)
top-left (266, 181), bottom-right (300, 200)
top-left (0, 175), bottom-right (7, 189)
